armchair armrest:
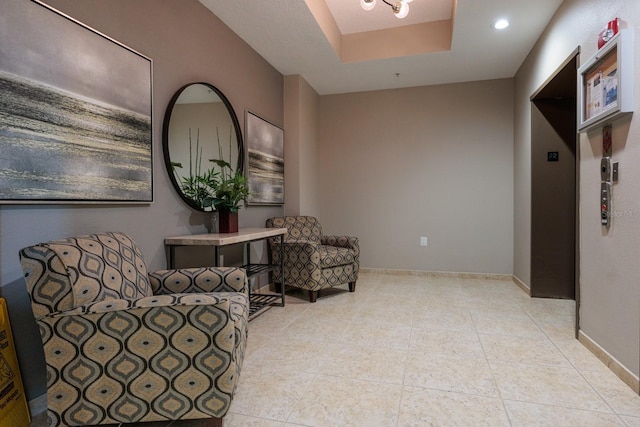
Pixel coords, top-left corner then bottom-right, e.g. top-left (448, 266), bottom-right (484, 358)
top-left (55, 292), bottom-right (241, 317)
top-left (269, 241), bottom-right (323, 286)
top-left (321, 235), bottom-right (360, 256)
top-left (148, 266), bottom-right (248, 295)
top-left (271, 241), bottom-right (322, 266)
top-left (37, 293), bottom-right (247, 423)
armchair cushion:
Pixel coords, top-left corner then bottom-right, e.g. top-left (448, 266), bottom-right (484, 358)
top-left (20, 232), bottom-right (152, 318)
top-left (149, 267), bottom-right (248, 294)
top-left (318, 245), bottom-right (357, 268)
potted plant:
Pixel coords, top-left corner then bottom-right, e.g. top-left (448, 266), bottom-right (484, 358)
top-left (172, 128), bottom-right (249, 232)
top-left (211, 128), bottom-right (249, 232)
top-left (210, 166), bottom-right (248, 233)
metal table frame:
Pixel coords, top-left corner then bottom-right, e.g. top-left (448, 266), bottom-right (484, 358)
top-left (165, 228), bottom-right (286, 319)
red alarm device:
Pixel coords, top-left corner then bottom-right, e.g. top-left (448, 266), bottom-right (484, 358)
top-left (598, 18), bottom-right (620, 49)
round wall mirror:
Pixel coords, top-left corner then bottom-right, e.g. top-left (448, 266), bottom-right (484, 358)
top-left (162, 82), bottom-right (243, 211)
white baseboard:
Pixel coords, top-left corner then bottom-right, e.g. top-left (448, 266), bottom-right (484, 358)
top-left (360, 267), bottom-right (512, 281)
top-left (578, 330), bottom-right (640, 394)
top-left (511, 275), bottom-right (531, 296)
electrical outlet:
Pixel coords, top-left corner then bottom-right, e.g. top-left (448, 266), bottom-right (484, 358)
top-left (420, 236), bottom-right (428, 246)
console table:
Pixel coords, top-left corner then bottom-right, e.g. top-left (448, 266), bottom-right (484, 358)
top-left (164, 228), bottom-right (287, 319)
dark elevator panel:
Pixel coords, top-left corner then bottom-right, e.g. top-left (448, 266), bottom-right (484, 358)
top-left (530, 55), bottom-right (577, 299)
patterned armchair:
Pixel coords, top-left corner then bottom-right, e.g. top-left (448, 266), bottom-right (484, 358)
top-left (266, 216), bottom-right (359, 302)
top-left (18, 232), bottom-right (248, 427)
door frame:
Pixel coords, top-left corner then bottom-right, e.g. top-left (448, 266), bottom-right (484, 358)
top-left (529, 47), bottom-right (581, 337)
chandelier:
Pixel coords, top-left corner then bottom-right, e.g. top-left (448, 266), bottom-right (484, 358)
top-left (360, 0), bottom-right (413, 19)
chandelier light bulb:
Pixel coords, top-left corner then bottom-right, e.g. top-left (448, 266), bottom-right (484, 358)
top-left (394, 1), bottom-right (410, 19)
top-left (362, 0), bottom-right (411, 18)
top-left (493, 19), bottom-right (510, 30)
top-left (361, 0), bottom-right (376, 11)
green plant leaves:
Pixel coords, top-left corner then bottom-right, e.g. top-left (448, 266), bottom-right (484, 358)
top-left (173, 126), bottom-right (249, 211)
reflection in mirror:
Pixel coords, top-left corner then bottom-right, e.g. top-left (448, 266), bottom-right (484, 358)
top-left (163, 83), bottom-right (243, 211)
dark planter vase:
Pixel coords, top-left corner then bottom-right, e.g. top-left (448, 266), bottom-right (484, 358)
top-left (218, 209), bottom-right (238, 233)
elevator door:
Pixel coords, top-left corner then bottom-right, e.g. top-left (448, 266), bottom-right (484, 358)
top-left (530, 53), bottom-right (577, 299)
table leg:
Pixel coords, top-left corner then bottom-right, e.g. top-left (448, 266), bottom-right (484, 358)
top-left (279, 233), bottom-right (285, 307)
top-left (169, 245), bottom-right (176, 269)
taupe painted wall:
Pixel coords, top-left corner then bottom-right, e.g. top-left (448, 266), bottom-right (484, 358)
top-left (283, 75), bottom-right (321, 216)
top-left (0, 0), bottom-right (284, 400)
top-left (514, 0), bottom-right (640, 376)
top-left (317, 80), bottom-right (514, 273)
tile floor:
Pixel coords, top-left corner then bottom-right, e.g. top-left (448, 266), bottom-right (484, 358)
top-left (30, 271), bottom-right (640, 426)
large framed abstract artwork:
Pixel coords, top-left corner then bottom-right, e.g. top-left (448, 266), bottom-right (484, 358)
top-left (0, 0), bottom-right (153, 203)
top-left (245, 111), bottom-right (284, 205)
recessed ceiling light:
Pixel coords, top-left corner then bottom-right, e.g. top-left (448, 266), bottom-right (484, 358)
top-left (493, 19), bottom-right (510, 30)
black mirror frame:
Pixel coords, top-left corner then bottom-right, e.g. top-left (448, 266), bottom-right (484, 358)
top-left (162, 82), bottom-right (244, 212)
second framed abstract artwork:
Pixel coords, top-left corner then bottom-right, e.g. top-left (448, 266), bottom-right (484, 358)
top-left (245, 111), bottom-right (284, 205)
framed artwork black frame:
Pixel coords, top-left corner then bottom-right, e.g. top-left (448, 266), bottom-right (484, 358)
top-left (245, 111), bottom-right (284, 205)
top-left (0, 0), bottom-right (153, 203)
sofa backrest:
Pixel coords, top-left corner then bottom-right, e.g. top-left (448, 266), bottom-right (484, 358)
top-left (266, 216), bottom-right (323, 243)
top-left (19, 232), bottom-right (152, 318)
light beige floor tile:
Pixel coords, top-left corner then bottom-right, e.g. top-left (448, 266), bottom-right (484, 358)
top-left (503, 400), bottom-right (625, 426)
top-left (363, 291), bottom-right (418, 308)
top-left (409, 328), bottom-right (484, 358)
top-left (168, 419), bottom-right (218, 426)
top-left (490, 361), bottom-right (611, 412)
top-left (520, 297), bottom-right (575, 321)
top-left (473, 303), bottom-right (531, 318)
top-left (247, 313), bottom-right (292, 335)
top-left (298, 286), bottom-right (355, 304)
top-left (281, 317), bottom-right (351, 342)
top-left (244, 337), bottom-right (330, 373)
top-left (581, 368), bottom-right (640, 417)
top-left (411, 306), bottom-right (474, 332)
top-left (534, 318), bottom-right (578, 341)
top-left (554, 339), bottom-right (610, 372)
top-left (479, 334), bottom-right (572, 367)
top-left (286, 375), bottom-right (402, 427)
top-left (339, 322), bottom-right (412, 350)
top-left (404, 353), bottom-right (499, 397)
top-left (248, 305), bottom-right (306, 335)
top-left (468, 302), bottom-right (532, 318)
top-left (223, 412), bottom-right (286, 426)
top-left (415, 284), bottom-right (464, 297)
top-left (621, 415), bottom-right (640, 426)
top-left (472, 312), bottom-right (546, 338)
top-left (244, 331), bottom-right (272, 358)
top-left (398, 386), bottom-right (510, 426)
top-left (229, 272), bottom-right (637, 426)
top-left (354, 304), bottom-right (415, 326)
top-left (312, 291), bottom-right (368, 308)
top-left (413, 295), bottom-right (472, 311)
top-left (230, 365), bottom-right (316, 421)
top-left (315, 342), bottom-right (408, 384)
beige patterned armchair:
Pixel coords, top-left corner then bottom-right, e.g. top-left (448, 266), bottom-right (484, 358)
top-left (19, 232), bottom-right (248, 427)
top-left (266, 216), bottom-right (359, 302)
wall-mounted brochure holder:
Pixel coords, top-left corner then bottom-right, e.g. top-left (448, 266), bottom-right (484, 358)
top-left (578, 29), bottom-right (634, 132)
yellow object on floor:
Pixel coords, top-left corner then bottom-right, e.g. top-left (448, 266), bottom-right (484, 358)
top-left (0, 298), bottom-right (30, 427)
